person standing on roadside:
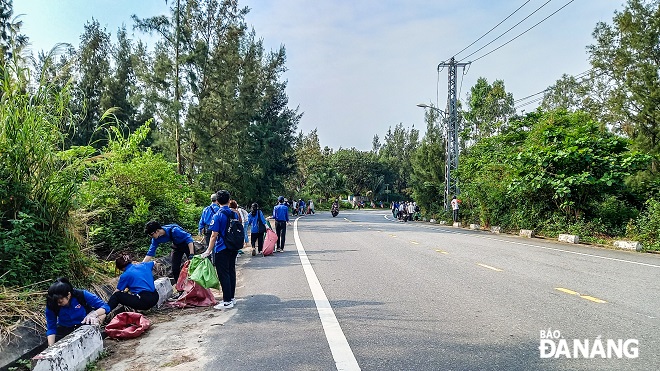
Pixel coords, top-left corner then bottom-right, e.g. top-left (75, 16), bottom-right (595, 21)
top-left (247, 202), bottom-right (269, 255)
top-left (272, 196), bottom-right (290, 252)
top-left (237, 203), bottom-right (250, 248)
top-left (198, 193), bottom-right (220, 247)
top-left (451, 195), bottom-right (460, 222)
top-left (200, 190), bottom-right (238, 310)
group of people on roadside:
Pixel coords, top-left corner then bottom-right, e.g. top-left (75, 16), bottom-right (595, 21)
top-left (45, 191), bottom-right (296, 345)
top-left (391, 201), bottom-right (421, 222)
top-left (291, 198), bottom-right (314, 216)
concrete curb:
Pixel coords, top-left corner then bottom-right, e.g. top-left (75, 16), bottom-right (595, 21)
top-left (31, 325), bottom-right (103, 371)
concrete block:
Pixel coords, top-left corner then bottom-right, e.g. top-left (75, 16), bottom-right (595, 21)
top-left (558, 234), bottom-right (580, 244)
top-left (469, 224), bottom-right (480, 230)
top-left (520, 229), bottom-right (535, 238)
top-left (438, 220), bottom-right (447, 225)
top-left (453, 222), bottom-right (462, 228)
top-left (429, 219), bottom-right (436, 224)
top-left (32, 325), bottom-right (102, 371)
top-left (491, 226), bottom-right (501, 234)
top-left (155, 277), bottom-right (173, 308)
top-left (613, 240), bottom-right (642, 251)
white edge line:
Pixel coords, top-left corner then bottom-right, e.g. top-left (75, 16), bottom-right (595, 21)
top-left (294, 217), bottom-right (361, 371)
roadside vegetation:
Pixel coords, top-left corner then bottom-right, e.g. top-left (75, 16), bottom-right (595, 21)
top-left (1, 0), bottom-right (659, 351)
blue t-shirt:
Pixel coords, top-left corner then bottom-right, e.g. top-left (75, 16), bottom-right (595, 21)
top-left (117, 262), bottom-right (156, 294)
top-left (272, 204), bottom-right (289, 222)
top-left (247, 210), bottom-right (267, 233)
top-left (208, 206), bottom-right (238, 253)
top-left (45, 290), bottom-right (111, 335)
top-left (146, 224), bottom-right (193, 257)
top-left (198, 203), bottom-right (220, 232)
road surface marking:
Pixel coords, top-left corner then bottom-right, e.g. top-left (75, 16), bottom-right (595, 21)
top-left (435, 250), bottom-right (448, 254)
top-left (410, 241), bottom-right (419, 245)
top-left (477, 263), bottom-right (503, 272)
top-left (409, 224), bottom-right (660, 270)
top-left (343, 218), bottom-right (352, 222)
top-left (389, 234), bottom-right (397, 238)
top-left (555, 287), bottom-right (607, 304)
top-left (294, 218), bottom-right (361, 371)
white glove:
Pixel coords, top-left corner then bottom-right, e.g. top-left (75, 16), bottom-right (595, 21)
top-left (200, 250), bottom-right (211, 259)
top-left (82, 311), bottom-right (99, 325)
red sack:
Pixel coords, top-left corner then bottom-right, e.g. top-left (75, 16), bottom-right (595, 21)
top-left (168, 261), bottom-right (217, 308)
top-left (263, 229), bottom-right (277, 256)
top-left (105, 312), bottom-right (151, 339)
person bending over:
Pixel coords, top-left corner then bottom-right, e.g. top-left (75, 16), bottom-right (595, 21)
top-left (108, 254), bottom-right (159, 311)
top-left (45, 278), bottom-right (110, 346)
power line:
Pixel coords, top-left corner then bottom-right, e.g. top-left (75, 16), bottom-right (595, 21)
top-left (453, 0), bottom-right (532, 59)
top-left (471, 0), bottom-right (576, 63)
top-left (460, 0), bottom-right (554, 61)
top-left (514, 68), bottom-right (597, 105)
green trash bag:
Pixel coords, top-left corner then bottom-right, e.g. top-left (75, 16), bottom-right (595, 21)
top-left (188, 256), bottom-right (219, 290)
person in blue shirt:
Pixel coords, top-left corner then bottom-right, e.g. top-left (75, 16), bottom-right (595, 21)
top-left (45, 277), bottom-right (110, 346)
top-left (200, 190), bottom-right (238, 310)
top-left (298, 199), bottom-right (306, 216)
top-left (198, 193), bottom-right (220, 247)
top-left (143, 221), bottom-right (195, 284)
top-left (108, 254), bottom-right (159, 311)
top-left (247, 202), bottom-right (270, 256)
top-left (272, 196), bottom-right (291, 252)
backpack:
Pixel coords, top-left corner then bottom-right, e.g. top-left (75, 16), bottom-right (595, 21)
top-left (220, 209), bottom-right (244, 251)
top-left (50, 289), bottom-right (93, 316)
top-left (256, 211), bottom-right (267, 234)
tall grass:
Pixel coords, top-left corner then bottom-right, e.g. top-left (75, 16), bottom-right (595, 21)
top-left (0, 50), bottom-right (89, 287)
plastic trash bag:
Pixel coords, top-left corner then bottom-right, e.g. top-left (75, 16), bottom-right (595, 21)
top-left (188, 256), bottom-right (219, 290)
top-left (169, 261), bottom-right (217, 308)
top-left (105, 312), bottom-right (151, 339)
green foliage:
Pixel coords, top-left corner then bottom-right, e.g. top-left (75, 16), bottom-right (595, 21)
top-left (459, 110), bottom-right (648, 234)
top-left (0, 57), bottom-right (91, 286)
top-left (411, 106), bottom-right (445, 216)
top-left (627, 198), bottom-right (660, 251)
top-left (78, 122), bottom-right (201, 256)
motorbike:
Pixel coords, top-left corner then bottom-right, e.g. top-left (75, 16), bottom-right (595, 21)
top-left (331, 205), bottom-right (339, 217)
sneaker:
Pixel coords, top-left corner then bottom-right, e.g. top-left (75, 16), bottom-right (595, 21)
top-left (167, 291), bottom-right (183, 302)
top-left (252, 249), bottom-right (256, 256)
top-left (213, 301), bottom-right (234, 310)
top-left (231, 298), bottom-right (236, 305)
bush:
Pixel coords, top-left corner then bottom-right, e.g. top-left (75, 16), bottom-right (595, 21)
top-left (627, 198), bottom-right (660, 251)
top-left (77, 123), bottom-right (202, 257)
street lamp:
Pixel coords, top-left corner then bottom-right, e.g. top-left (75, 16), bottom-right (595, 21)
top-left (417, 103), bottom-right (454, 211)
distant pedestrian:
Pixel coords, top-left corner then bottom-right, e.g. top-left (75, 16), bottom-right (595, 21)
top-left (247, 203), bottom-right (269, 255)
top-left (308, 199), bottom-right (315, 215)
top-left (451, 196), bottom-right (460, 222)
top-left (272, 196), bottom-right (290, 252)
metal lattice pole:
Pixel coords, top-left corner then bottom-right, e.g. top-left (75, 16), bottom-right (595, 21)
top-left (438, 57), bottom-right (470, 210)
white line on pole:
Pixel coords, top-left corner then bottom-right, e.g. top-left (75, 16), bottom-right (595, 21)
top-left (294, 218), bottom-right (361, 371)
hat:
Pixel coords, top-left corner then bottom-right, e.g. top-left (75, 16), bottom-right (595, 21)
top-left (278, 196), bottom-right (284, 202)
top-left (210, 193), bottom-right (217, 201)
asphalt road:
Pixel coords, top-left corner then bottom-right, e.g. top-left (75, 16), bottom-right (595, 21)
top-left (205, 210), bottom-right (660, 370)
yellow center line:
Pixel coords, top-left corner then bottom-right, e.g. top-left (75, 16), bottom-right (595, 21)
top-left (343, 218), bottom-right (352, 222)
top-left (389, 234), bottom-right (397, 238)
top-left (435, 250), bottom-right (448, 254)
top-left (477, 263), bottom-right (503, 272)
top-left (410, 241), bottom-right (419, 245)
top-left (555, 288), bottom-right (608, 304)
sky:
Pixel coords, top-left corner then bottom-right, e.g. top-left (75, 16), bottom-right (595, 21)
top-left (13, 0), bottom-right (625, 151)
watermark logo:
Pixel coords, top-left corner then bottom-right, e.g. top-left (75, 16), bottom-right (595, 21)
top-left (539, 329), bottom-right (639, 359)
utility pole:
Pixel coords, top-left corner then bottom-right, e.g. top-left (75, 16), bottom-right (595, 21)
top-left (438, 57), bottom-right (470, 210)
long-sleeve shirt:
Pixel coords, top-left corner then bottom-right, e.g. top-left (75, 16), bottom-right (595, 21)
top-left (198, 203), bottom-right (220, 233)
top-left (117, 262), bottom-right (156, 294)
top-left (45, 291), bottom-right (110, 335)
top-left (208, 206), bottom-right (238, 253)
top-left (247, 210), bottom-right (267, 233)
top-left (273, 204), bottom-right (289, 222)
top-left (146, 224), bottom-right (194, 257)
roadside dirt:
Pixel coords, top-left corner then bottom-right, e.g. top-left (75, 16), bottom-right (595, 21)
top-left (96, 250), bottom-right (251, 370)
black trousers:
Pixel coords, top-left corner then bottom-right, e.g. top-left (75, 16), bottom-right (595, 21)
top-left (453, 209), bottom-right (459, 222)
top-left (108, 290), bottom-right (159, 311)
top-left (275, 221), bottom-right (287, 250)
top-left (251, 232), bottom-right (264, 252)
top-left (171, 243), bottom-right (189, 283)
top-left (214, 249), bottom-right (238, 302)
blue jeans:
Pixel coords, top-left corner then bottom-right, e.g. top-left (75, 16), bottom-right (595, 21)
top-left (243, 221), bottom-right (249, 243)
